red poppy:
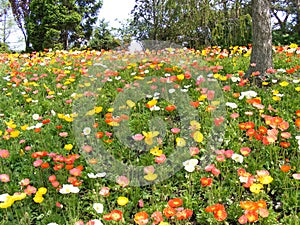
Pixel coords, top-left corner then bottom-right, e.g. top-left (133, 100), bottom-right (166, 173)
top-left (200, 177), bottom-right (213, 187)
top-left (56, 125), bottom-right (62, 129)
top-left (42, 119), bottom-right (51, 124)
top-left (163, 207), bottom-right (176, 218)
top-left (168, 198), bottom-right (183, 208)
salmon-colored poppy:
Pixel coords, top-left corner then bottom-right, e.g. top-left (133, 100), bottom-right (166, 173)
top-left (175, 208), bottom-right (193, 220)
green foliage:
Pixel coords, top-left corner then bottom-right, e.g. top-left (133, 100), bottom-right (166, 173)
top-left (88, 20), bottom-right (120, 50)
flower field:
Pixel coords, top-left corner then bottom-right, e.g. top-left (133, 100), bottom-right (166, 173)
top-left (0, 44), bottom-right (300, 225)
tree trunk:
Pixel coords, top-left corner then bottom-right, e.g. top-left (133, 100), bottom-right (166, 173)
top-left (245, 0), bottom-right (272, 87)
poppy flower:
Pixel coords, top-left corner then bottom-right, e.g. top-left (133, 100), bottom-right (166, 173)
top-left (280, 165), bottom-right (291, 172)
top-left (214, 209), bottom-right (227, 221)
top-left (175, 208), bottom-right (193, 220)
top-left (134, 211), bottom-right (149, 225)
top-left (103, 209), bottom-right (123, 221)
top-left (200, 177), bottom-right (213, 187)
top-left (280, 142), bottom-right (290, 148)
top-left (165, 105), bottom-right (176, 111)
top-left (295, 118), bottom-right (300, 127)
top-left (245, 210), bottom-right (258, 223)
top-left (168, 198), bottom-right (183, 208)
top-left (163, 207), bottom-right (176, 218)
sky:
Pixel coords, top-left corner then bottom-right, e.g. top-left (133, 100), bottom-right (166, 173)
top-left (7, 0), bottom-right (136, 51)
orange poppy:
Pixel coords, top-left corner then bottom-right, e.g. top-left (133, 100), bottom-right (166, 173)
top-left (200, 177), bottom-right (213, 187)
top-left (168, 198), bottom-right (183, 208)
top-left (280, 142), bottom-right (290, 148)
top-left (256, 200), bottom-right (267, 209)
top-left (165, 105), bottom-right (176, 111)
top-left (95, 131), bottom-right (104, 139)
top-left (190, 101), bottom-right (200, 108)
top-left (214, 209), bottom-right (227, 221)
top-left (103, 210), bottom-right (123, 221)
top-left (41, 162), bottom-right (50, 169)
top-left (280, 165), bottom-right (291, 172)
top-left (163, 207), bottom-right (176, 218)
top-left (240, 201), bottom-right (258, 211)
top-left (134, 211), bottom-right (149, 225)
top-left (259, 126), bottom-right (268, 134)
top-left (245, 210), bottom-right (258, 223)
top-left (296, 110), bottom-right (300, 117)
top-left (295, 118), bottom-right (300, 127)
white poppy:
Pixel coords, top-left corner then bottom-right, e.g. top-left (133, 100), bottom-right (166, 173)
top-left (93, 203), bottom-right (104, 214)
top-left (183, 158), bottom-right (199, 172)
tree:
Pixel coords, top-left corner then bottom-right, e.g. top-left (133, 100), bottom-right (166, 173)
top-left (8, 0), bottom-right (30, 50)
top-left (245, 0), bottom-right (273, 86)
top-left (88, 19), bottom-right (120, 50)
top-left (0, 0), bottom-right (14, 45)
top-left (70, 0), bottom-right (102, 48)
top-left (27, 0), bottom-right (82, 51)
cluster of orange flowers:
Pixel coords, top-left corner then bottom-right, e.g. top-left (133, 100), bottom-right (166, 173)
top-left (238, 200), bottom-right (269, 224)
top-left (205, 203), bottom-right (227, 221)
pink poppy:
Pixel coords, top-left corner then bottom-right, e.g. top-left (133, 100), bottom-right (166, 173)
top-left (189, 147), bottom-right (199, 156)
top-left (292, 173), bottom-right (300, 180)
top-left (132, 134), bottom-right (144, 141)
top-left (155, 154), bottom-right (166, 164)
top-left (116, 176), bottom-right (129, 187)
top-left (0, 149), bottom-right (9, 158)
top-left (0, 174), bottom-right (10, 182)
top-left (281, 132), bottom-right (291, 139)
